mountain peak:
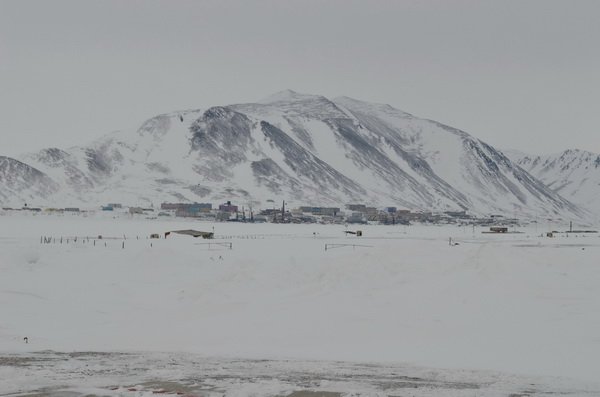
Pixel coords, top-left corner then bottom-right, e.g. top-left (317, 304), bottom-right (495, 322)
top-left (257, 90), bottom-right (347, 119)
top-left (333, 96), bottom-right (413, 118)
top-left (258, 89), bottom-right (328, 104)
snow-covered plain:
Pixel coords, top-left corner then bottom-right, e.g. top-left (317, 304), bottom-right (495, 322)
top-left (1, 211), bottom-right (600, 395)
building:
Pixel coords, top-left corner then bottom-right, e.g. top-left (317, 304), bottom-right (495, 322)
top-left (347, 212), bottom-right (366, 224)
top-left (161, 202), bottom-right (212, 217)
top-left (161, 202), bottom-right (212, 212)
top-left (346, 204), bottom-right (367, 212)
top-left (218, 201), bottom-right (238, 213)
top-left (445, 210), bottom-right (468, 219)
top-left (298, 206), bottom-right (340, 216)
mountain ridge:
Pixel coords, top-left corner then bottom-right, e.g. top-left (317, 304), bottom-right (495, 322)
top-left (504, 148), bottom-right (600, 215)
top-left (0, 91), bottom-right (588, 220)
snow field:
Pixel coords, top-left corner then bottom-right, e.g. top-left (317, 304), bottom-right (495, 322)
top-left (1, 213), bottom-right (600, 385)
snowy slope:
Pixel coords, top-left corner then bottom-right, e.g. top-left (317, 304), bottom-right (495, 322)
top-left (331, 96), bottom-right (579, 217)
top-left (0, 90), bottom-right (586, 218)
top-left (0, 156), bottom-right (58, 205)
top-left (505, 148), bottom-right (600, 215)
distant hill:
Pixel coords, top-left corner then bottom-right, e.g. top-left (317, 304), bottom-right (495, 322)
top-left (0, 90), bottom-right (585, 219)
top-left (504, 148), bottom-right (600, 216)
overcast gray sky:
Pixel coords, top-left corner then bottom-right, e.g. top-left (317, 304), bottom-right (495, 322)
top-left (1, 0), bottom-right (599, 158)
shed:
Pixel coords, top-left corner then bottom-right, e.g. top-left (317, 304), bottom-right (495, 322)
top-left (167, 230), bottom-right (214, 239)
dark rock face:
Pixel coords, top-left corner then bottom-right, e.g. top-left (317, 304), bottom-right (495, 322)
top-left (190, 107), bottom-right (252, 163)
top-left (0, 156), bottom-right (59, 201)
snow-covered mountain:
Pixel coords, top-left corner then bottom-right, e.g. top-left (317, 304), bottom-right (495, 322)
top-left (504, 148), bottom-right (600, 215)
top-left (0, 156), bottom-right (59, 203)
top-left (0, 90), bottom-right (586, 218)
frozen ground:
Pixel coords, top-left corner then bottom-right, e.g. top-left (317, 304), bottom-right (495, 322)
top-left (2, 351), bottom-right (599, 396)
top-left (1, 212), bottom-right (599, 395)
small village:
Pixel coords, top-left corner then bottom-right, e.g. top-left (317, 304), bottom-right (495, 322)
top-left (1, 200), bottom-right (527, 227)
